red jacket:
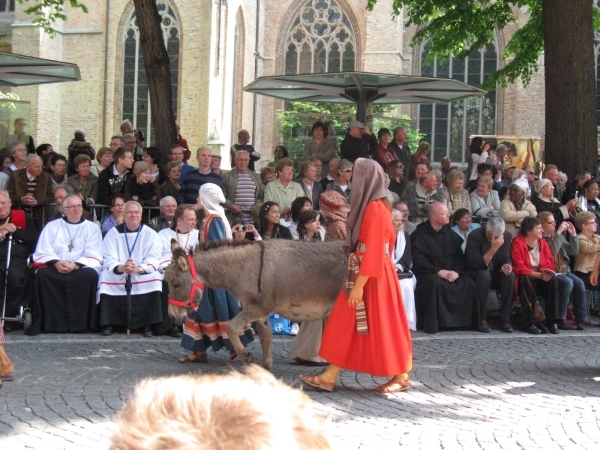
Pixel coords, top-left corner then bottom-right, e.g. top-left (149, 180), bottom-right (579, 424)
top-left (511, 234), bottom-right (554, 275)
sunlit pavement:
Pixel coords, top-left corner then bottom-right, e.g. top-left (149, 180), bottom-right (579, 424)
top-left (1, 327), bottom-right (600, 449)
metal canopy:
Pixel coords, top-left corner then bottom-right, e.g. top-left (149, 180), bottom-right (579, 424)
top-left (244, 71), bottom-right (486, 122)
top-left (0, 52), bottom-right (81, 87)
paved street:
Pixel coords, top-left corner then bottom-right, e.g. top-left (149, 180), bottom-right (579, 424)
top-left (1, 329), bottom-right (600, 449)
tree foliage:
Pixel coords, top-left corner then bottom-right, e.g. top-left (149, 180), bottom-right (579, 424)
top-left (17, 0), bottom-right (88, 37)
top-left (366, 0), bottom-right (600, 90)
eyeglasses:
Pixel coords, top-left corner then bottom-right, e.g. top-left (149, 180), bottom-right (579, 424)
top-left (396, 164), bottom-right (404, 168)
top-left (124, 211), bottom-right (142, 215)
top-left (63, 205), bottom-right (83, 210)
top-left (342, 169), bottom-right (353, 173)
top-left (585, 221), bottom-right (597, 226)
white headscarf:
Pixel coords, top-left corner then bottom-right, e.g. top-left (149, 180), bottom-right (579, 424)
top-left (199, 183), bottom-right (232, 239)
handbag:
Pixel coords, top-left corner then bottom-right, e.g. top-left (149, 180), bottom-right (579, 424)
top-left (343, 241), bottom-right (368, 335)
top-left (522, 276), bottom-right (547, 323)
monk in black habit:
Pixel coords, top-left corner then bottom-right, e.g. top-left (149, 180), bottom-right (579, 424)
top-left (411, 202), bottom-right (479, 333)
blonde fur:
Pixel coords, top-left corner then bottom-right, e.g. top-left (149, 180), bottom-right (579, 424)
top-left (110, 365), bottom-right (331, 450)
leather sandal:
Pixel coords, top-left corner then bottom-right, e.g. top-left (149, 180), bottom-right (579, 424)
top-left (297, 374), bottom-right (335, 392)
top-left (178, 352), bottom-right (207, 363)
top-left (376, 376), bottom-right (411, 393)
top-left (0, 364), bottom-right (15, 381)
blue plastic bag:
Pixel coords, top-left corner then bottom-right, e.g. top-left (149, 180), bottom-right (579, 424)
top-left (269, 313), bottom-right (291, 335)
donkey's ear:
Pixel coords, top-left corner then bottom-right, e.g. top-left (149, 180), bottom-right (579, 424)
top-left (171, 238), bottom-right (183, 254)
top-left (176, 254), bottom-right (189, 272)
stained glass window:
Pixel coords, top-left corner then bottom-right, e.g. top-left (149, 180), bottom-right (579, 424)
top-left (419, 44), bottom-right (497, 163)
top-left (284, 0), bottom-right (356, 74)
top-left (122, 0), bottom-right (179, 144)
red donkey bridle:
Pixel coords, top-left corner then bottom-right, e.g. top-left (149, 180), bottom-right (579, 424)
top-left (168, 254), bottom-right (205, 308)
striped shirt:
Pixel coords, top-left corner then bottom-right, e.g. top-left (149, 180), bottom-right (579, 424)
top-left (234, 172), bottom-right (256, 224)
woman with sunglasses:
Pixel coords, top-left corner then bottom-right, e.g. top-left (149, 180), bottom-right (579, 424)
top-left (385, 160), bottom-right (405, 198)
top-left (326, 159), bottom-right (353, 203)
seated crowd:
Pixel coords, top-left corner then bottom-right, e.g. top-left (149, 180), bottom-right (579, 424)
top-left (1, 122), bottom-right (599, 348)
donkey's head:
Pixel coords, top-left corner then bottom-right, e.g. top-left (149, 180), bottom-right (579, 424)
top-left (164, 239), bottom-right (205, 325)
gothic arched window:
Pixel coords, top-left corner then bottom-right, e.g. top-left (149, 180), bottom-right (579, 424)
top-left (284, 0), bottom-right (356, 75)
top-left (419, 44), bottom-right (497, 163)
top-left (122, 0), bottom-right (180, 143)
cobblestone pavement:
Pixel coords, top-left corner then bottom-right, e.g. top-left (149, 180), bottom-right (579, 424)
top-left (1, 329), bottom-right (600, 449)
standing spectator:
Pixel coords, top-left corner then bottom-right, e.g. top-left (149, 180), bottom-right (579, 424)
top-left (389, 126), bottom-right (411, 171)
top-left (264, 158), bottom-right (304, 210)
top-left (326, 159), bottom-right (353, 203)
top-left (492, 144), bottom-right (508, 181)
top-left (9, 118), bottom-right (34, 154)
top-left (320, 157), bottom-right (340, 192)
top-left (539, 211), bottom-right (588, 330)
top-left (408, 142), bottom-right (431, 181)
top-left (32, 195), bottom-right (102, 333)
top-left (177, 147), bottom-right (222, 206)
top-left (141, 147), bottom-right (166, 185)
top-left (124, 161), bottom-right (161, 207)
top-left (499, 182), bottom-right (537, 238)
top-left (4, 141), bottom-right (27, 174)
top-left (169, 145), bottom-right (195, 183)
top-left (7, 154), bottom-right (54, 227)
top-left (175, 120), bottom-right (190, 163)
top-left (120, 119), bottom-right (145, 160)
top-left (160, 162), bottom-right (181, 199)
top-left (404, 171), bottom-right (439, 222)
top-left (465, 217), bottom-right (515, 333)
top-left (267, 145), bottom-right (288, 168)
top-left (91, 147), bottom-right (114, 177)
top-left (441, 156), bottom-right (452, 185)
top-left (96, 147), bottom-right (134, 206)
top-left (49, 153), bottom-right (68, 190)
top-left (98, 201), bottom-right (163, 337)
top-left (298, 161), bottom-right (323, 210)
top-left (511, 217), bottom-right (560, 335)
top-left (303, 121), bottom-right (336, 178)
top-left (35, 143), bottom-right (54, 158)
top-left (385, 160), bottom-right (405, 199)
top-left (319, 190), bottom-right (347, 241)
top-left (372, 127), bottom-right (398, 170)
top-left (339, 121), bottom-right (376, 163)
top-left (470, 176), bottom-right (500, 218)
top-left (438, 169), bottom-right (472, 216)
top-left (101, 194), bottom-right (125, 235)
top-left (257, 201), bottom-right (292, 240)
top-left (67, 129), bottom-right (95, 176)
top-left (67, 154), bottom-right (98, 205)
top-left (499, 164), bottom-right (516, 189)
top-left (230, 129), bottom-right (261, 172)
top-left (298, 158), bottom-right (412, 393)
top-left (148, 196), bottom-right (177, 232)
top-left (109, 135), bottom-right (125, 152)
top-left (210, 155), bottom-right (228, 177)
top-left (562, 170), bottom-right (592, 204)
top-left (466, 137), bottom-right (490, 191)
top-left (222, 150), bottom-right (264, 223)
top-left (411, 202), bottom-right (479, 334)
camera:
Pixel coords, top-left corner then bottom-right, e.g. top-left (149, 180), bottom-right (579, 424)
top-left (241, 225), bottom-right (247, 232)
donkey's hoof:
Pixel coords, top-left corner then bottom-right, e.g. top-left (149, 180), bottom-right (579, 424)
top-left (262, 361), bottom-right (273, 371)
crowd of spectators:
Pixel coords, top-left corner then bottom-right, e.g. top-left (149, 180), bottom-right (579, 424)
top-left (2, 117), bottom-right (600, 371)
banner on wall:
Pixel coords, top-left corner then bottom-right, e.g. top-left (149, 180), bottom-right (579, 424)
top-left (475, 135), bottom-right (545, 170)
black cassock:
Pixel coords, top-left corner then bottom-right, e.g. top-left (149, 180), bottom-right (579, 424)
top-left (411, 221), bottom-right (478, 333)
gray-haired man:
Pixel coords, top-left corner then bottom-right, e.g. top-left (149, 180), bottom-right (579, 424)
top-left (465, 217), bottom-right (515, 333)
top-left (148, 196), bottom-right (177, 232)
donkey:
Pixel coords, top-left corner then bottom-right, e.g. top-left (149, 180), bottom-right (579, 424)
top-left (165, 239), bottom-right (347, 370)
